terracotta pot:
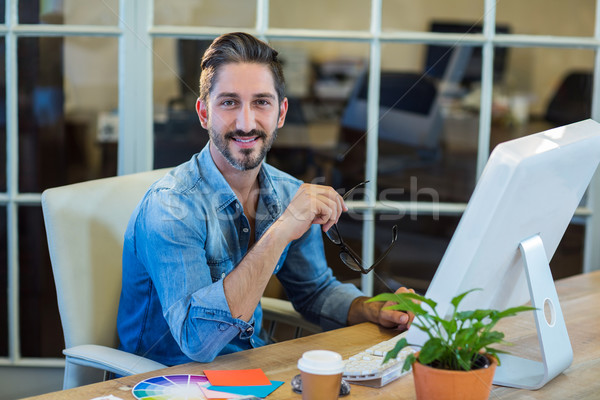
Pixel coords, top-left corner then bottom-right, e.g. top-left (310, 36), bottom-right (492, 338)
top-left (412, 354), bottom-right (497, 400)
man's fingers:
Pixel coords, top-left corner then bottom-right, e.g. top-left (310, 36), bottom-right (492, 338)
top-left (380, 305), bottom-right (408, 324)
top-left (378, 286), bottom-right (417, 330)
top-left (280, 183), bottom-right (349, 241)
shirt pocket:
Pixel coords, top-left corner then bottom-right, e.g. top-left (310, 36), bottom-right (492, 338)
top-left (206, 256), bottom-right (234, 283)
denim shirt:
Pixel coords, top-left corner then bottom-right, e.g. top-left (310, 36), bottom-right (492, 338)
top-left (117, 144), bottom-right (364, 366)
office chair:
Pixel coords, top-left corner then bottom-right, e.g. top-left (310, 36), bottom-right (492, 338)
top-left (42, 168), bottom-right (320, 389)
top-left (545, 71), bottom-right (592, 126)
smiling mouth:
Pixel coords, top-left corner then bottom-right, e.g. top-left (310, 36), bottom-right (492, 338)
top-left (233, 137), bottom-right (259, 143)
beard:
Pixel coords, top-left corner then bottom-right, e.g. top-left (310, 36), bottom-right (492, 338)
top-left (209, 128), bottom-right (278, 171)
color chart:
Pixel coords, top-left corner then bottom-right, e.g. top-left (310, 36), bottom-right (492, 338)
top-left (132, 374), bottom-right (209, 400)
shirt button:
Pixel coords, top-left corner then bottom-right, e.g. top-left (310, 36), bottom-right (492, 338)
top-left (235, 203), bottom-right (240, 209)
top-left (221, 272), bottom-right (226, 278)
top-left (246, 327), bottom-right (254, 334)
top-left (242, 227), bottom-right (249, 233)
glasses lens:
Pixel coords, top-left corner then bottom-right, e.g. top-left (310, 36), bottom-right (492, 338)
top-left (340, 251), bottom-right (362, 272)
top-left (326, 226), bottom-right (341, 244)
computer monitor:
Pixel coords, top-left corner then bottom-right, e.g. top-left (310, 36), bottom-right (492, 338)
top-left (406, 119), bottom-right (600, 389)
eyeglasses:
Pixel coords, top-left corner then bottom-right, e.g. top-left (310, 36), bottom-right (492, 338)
top-left (325, 181), bottom-right (398, 274)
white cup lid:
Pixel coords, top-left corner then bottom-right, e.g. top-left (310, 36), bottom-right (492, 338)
top-left (297, 350), bottom-right (344, 375)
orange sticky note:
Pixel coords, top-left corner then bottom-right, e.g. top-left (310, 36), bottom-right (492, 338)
top-left (203, 368), bottom-right (271, 386)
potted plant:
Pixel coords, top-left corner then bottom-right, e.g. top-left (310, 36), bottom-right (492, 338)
top-left (368, 289), bottom-right (535, 400)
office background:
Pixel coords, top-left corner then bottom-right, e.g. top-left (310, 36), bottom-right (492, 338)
top-left (1, 0), bottom-right (600, 398)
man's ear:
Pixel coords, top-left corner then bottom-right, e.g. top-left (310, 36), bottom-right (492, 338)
top-left (277, 97), bottom-right (288, 128)
top-left (196, 98), bottom-right (209, 129)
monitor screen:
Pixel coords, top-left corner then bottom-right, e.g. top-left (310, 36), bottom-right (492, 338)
top-left (424, 21), bottom-right (510, 84)
top-left (406, 119), bottom-right (600, 388)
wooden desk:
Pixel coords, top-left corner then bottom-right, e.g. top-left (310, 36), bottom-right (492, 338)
top-left (26, 271), bottom-right (600, 399)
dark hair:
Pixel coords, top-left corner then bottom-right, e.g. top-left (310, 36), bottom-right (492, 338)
top-left (199, 32), bottom-right (285, 104)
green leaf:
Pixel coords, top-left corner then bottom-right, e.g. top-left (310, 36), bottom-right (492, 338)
top-left (487, 348), bottom-right (510, 355)
top-left (470, 309), bottom-right (495, 321)
top-left (456, 310), bottom-right (475, 321)
top-left (370, 292), bottom-right (432, 316)
top-left (368, 293), bottom-right (405, 303)
top-left (451, 327), bottom-right (480, 349)
top-left (419, 338), bottom-right (445, 365)
top-left (383, 300), bottom-right (427, 316)
top-left (439, 318), bottom-right (457, 335)
top-left (370, 292), bottom-right (438, 310)
top-left (477, 331), bottom-right (505, 348)
top-left (383, 338), bottom-right (409, 364)
top-left (494, 305), bottom-right (537, 320)
top-left (415, 324), bottom-right (432, 334)
top-left (455, 349), bottom-right (473, 371)
top-left (450, 288), bottom-right (481, 309)
top-left (403, 353), bottom-right (417, 372)
top-left (454, 327), bottom-right (478, 348)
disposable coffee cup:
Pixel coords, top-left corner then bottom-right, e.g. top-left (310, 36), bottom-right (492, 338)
top-left (297, 350), bottom-right (344, 400)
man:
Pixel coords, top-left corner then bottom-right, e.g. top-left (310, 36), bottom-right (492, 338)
top-left (117, 32), bottom-right (412, 366)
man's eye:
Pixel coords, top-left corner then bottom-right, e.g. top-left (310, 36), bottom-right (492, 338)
top-left (256, 99), bottom-right (270, 106)
top-left (222, 100), bottom-right (236, 106)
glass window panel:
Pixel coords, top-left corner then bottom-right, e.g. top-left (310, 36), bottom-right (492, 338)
top-left (0, 0), bottom-right (4, 24)
top-left (347, 43), bottom-right (481, 204)
top-left (154, 0), bottom-right (255, 27)
top-left (497, 0), bottom-right (595, 37)
top-left (19, 206), bottom-right (63, 358)
top-left (370, 215), bottom-right (584, 295)
top-left (552, 222), bottom-right (585, 279)
top-left (372, 214), bottom-right (458, 294)
top-left (490, 47), bottom-right (594, 151)
top-left (19, 0), bottom-right (119, 25)
top-left (270, 0), bottom-right (370, 31)
top-left (268, 40), bottom-right (369, 185)
top-left (382, 0), bottom-right (483, 33)
top-left (0, 37), bottom-right (5, 192)
top-left (153, 37), bottom-right (210, 169)
top-left (18, 36), bottom-right (118, 193)
top-left (0, 206), bottom-right (6, 357)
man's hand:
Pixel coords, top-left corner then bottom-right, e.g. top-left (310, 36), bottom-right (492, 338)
top-left (277, 183), bottom-right (347, 242)
top-left (348, 287), bottom-right (416, 331)
top-left (377, 287), bottom-right (416, 331)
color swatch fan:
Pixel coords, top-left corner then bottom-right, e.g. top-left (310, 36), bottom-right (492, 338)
top-left (132, 374), bottom-right (210, 400)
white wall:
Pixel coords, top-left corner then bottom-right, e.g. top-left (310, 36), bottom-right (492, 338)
top-left (0, 366), bottom-right (63, 399)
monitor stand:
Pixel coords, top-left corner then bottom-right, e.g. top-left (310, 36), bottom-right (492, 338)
top-left (493, 234), bottom-right (573, 389)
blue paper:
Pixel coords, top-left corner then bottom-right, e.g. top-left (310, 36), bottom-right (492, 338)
top-left (208, 380), bottom-right (284, 398)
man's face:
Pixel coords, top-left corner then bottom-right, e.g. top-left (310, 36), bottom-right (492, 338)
top-left (197, 62), bottom-right (288, 172)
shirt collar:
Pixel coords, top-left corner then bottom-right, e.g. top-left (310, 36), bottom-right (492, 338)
top-left (197, 142), bottom-right (282, 219)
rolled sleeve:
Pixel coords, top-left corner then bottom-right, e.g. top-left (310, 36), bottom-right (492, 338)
top-left (166, 280), bottom-right (257, 362)
top-left (136, 190), bottom-right (257, 362)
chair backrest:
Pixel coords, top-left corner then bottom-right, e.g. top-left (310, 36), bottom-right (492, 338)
top-left (41, 169), bottom-right (170, 350)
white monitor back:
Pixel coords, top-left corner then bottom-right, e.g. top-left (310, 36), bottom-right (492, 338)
top-left (406, 119), bottom-right (600, 388)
